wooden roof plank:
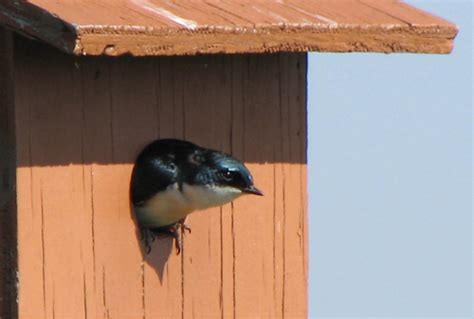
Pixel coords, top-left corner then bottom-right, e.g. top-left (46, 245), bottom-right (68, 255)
top-left (210, 1), bottom-right (285, 25)
top-left (284, 0), bottom-right (408, 25)
top-left (201, 1), bottom-right (257, 26)
top-left (171, 2), bottom-right (241, 27)
top-left (359, 0), bottom-right (454, 26)
top-left (254, 2), bottom-right (332, 25)
top-left (0, 0), bottom-right (458, 56)
top-left (131, 1), bottom-right (201, 28)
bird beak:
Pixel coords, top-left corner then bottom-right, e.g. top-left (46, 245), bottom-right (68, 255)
top-left (242, 185), bottom-right (263, 196)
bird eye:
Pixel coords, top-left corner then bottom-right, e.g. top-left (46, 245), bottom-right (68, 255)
top-left (221, 170), bottom-right (233, 181)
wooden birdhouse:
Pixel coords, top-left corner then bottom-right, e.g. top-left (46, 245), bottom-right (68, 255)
top-left (0, 1), bottom-right (457, 318)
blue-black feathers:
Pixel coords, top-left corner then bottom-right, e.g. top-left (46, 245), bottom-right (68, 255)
top-left (130, 139), bottom-right (260, 207)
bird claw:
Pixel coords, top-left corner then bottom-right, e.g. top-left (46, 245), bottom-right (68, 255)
top-left (178, 218), bottom-right (192, 234)
top-left (171, 228), bottom-right (183, 255)
top-left (143, 219), bottom-right (192, 255)
top-left (140, 228), bottom-right (155, 255)
top-left (168, 219), bottom-right (191, 255)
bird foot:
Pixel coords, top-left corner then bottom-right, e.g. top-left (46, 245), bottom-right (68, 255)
top-left (167, 219), bottom-right (191, 254)
top-left (145, 219), bottom-right (192, 255)
top-left (140, 228), bottom-right (155, 254)
top-left (178, 218), bottom-right (192, 234)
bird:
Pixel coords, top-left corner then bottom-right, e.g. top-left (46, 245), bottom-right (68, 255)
top-left (130, 138), bottom-right (263, 254)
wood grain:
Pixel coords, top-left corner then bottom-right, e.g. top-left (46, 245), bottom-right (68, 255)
top-left (0, 0), bottom-right (458, 56)
top-left (13, 36), bottom-right (307, 318)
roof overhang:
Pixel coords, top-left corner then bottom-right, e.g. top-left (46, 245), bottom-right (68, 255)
top-left (0, 0), bottom-right (458, 56)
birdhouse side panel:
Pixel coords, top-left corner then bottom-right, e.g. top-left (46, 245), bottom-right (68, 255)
top-left (13, 36), bottom-right (307, 319)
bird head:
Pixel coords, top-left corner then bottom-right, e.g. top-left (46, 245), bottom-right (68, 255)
top-left (180, 149), bottom-right (262, 209)
top-left (203, 151), bottom-right (263, 196)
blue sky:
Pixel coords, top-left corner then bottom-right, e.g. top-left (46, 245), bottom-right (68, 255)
top-left (307, 1), bottom-right (472, 317)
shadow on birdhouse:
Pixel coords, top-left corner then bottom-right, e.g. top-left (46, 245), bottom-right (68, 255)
top-left (132, 218), bottom-right (174, 284)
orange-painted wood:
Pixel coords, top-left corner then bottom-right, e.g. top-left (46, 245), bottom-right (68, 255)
top-left (0, 0), bottom-right (457, 56)
top-left (11, 36), bottom-right (307, 318)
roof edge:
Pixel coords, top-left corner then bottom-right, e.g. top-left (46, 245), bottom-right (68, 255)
top-left (0, 1), bottom-right (458, 57)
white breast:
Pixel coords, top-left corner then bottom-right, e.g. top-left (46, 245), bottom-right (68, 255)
top-left (135, 183), bottom-right (242, 228)
top-left (181, 183), bottom-right (243, 209)
top-left (135, 183), bottom-right (191, 228)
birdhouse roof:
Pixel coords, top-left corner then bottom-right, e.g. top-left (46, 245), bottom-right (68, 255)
top-left (0, 0), bottom-right (457, 56)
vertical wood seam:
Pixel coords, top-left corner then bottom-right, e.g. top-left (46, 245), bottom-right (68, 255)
top-left (171, 60), bottom-right (177, 137)
top-left (180, 60), bottom-right (186, 140)
top-left (230, 202), bottom-right (236, 319)
top-left (83, 272), bottom-right (88, 319)
top-left (78, 60), bottom-right (91, 319)
top-left (278, 54), bottom-right (287, 319)
top-left (107, 61), bottom-right (115, 162)
top-left (52, 283), bottom-right (56, 319)
top-left (219, 206), bottom-right (224, 319)
top-left (40, 186), bottom-right (47, 319)
top-left (79, 64), bottom-right (87, 206)
top-left (102, 266), bottom-right (108, 318)
top-left (180, 61), bottom-right (186, 319)
top-left (230, 56), bottom-right (236, 319)
top-left (141, 262), bottom-right (146, 319)
top-left (281, 165), bottom-right (287, 319)
top-left (272, 163), bottom-right (277, 315)
top-left (90, 168), bottom-right (97, 291)
top-left (154, 60), bottom-right (160, 138)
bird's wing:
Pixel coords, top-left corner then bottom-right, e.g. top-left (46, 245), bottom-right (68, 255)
top-left (130, 138), bottom-right (206, 206)
top-left (130, 156), bottom-right (178, 206)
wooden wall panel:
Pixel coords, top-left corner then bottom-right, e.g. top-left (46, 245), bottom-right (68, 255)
top-left (13, 37), bottom-right (307, 318)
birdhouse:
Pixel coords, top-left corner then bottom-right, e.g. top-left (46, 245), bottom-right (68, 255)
top-left (0, 1), bottom-right (457, 318)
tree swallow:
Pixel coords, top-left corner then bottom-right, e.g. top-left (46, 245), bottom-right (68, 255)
top-left (131, 139), bottom-right (263, 254)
